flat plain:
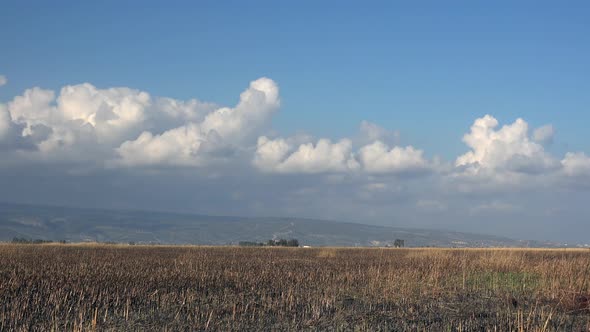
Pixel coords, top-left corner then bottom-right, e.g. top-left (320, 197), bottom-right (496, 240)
top-left (1, 244), bottom-right (590, 331)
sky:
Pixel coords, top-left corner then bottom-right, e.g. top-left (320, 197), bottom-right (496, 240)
top-left (1, 1), bottom-right (590, 242)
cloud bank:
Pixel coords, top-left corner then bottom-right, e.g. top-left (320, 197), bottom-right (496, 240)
top-left (0, 77), bottom-right (588, 182)
top-left (0, 77), bottom-right (587, 182)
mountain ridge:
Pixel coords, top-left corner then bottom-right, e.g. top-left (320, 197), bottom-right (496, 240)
top-left (0, 202), bottom-right (558, 247)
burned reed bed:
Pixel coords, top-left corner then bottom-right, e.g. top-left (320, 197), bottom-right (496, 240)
top-left (1, 245), bottom-right (590, 331)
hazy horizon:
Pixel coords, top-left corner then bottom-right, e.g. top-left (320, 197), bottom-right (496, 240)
top-left (1, 2), bottom-right (590, 243)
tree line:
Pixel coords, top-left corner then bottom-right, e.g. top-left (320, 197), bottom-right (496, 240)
top-left (11, 237), bottom-right (67, 244)
top-left (239, 239), bottom-right (299, 247)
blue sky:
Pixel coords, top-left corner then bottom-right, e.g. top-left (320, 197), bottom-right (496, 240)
top-left (1, 1), bottom-right (590, 242)
top-left (2, 1), bottom-right (589, 158)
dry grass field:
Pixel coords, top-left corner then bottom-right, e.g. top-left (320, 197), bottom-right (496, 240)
top-left (1, 244), bottom-right (590, 331)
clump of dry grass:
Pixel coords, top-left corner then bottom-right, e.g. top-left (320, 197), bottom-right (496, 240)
top-left (0, 245), bottom-right (589, 330)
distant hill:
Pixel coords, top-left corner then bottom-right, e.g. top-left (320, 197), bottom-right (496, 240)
top-left (0, 202), bottom-right (556, 247)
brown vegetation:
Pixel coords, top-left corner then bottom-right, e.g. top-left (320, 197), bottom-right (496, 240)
top-left (1, 244), bottom-right (589, 331)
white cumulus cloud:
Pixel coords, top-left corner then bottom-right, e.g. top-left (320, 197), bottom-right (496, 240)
top-left (116, 77), bottom-right (280, 167)
top-left (358, 141), bottom-right (430, 175)
top-left (0, 77), bottom-right (279, 167)
top-left (254, 136), bottom-right (359, 173)
top-left (456, 115), bottom-right (558, 174)
top-left (254, 135), bottom-right (433, 176)
top-left (0, 75), bottom-right (7, 87)
top-left (57, 84), bottom-right (151, 142)
top-left (117, 124), bottom-right (207, 167)
top-left (199, 77), bottom-right (279, 141)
